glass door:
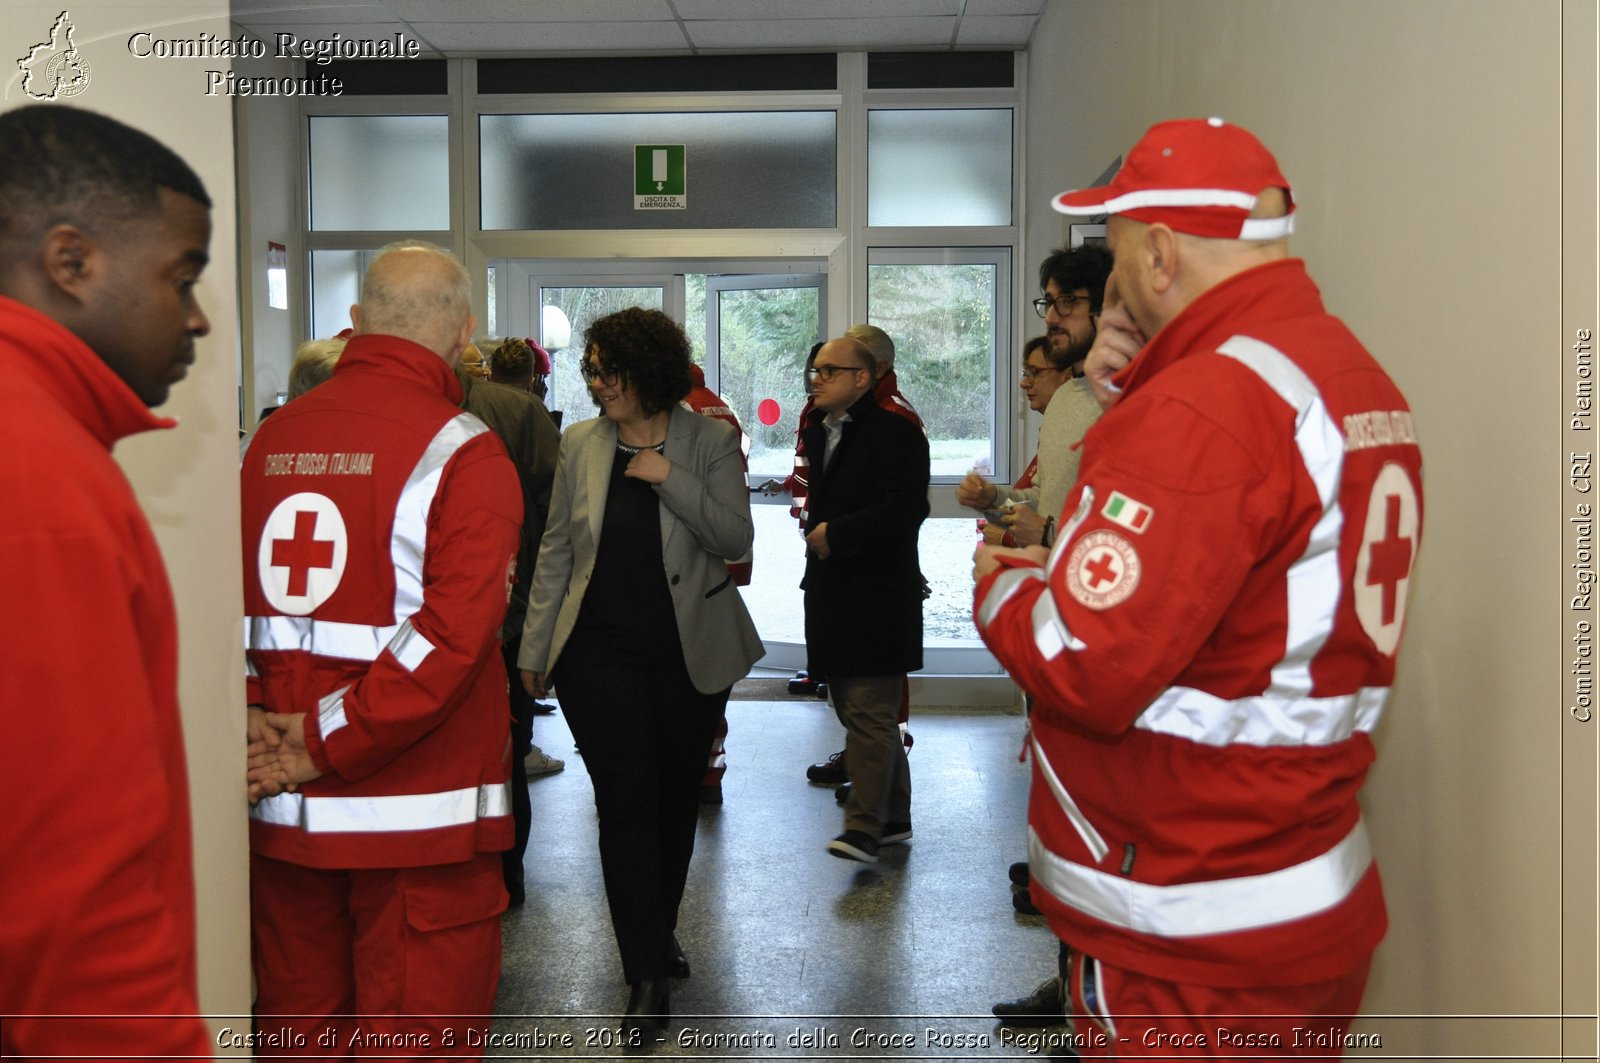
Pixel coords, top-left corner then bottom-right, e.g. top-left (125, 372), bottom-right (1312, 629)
top-left (698, 274), bottom-right (825, 668)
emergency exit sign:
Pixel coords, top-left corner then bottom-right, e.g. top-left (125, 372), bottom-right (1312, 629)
top-left (634, 144), bottom-right (686, 209)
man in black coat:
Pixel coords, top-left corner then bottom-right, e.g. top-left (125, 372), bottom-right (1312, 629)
top-left (801, 337), bottom-right (930, 863)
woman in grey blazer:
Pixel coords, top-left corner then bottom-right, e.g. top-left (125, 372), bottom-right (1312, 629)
top-left (518, 308), bottom-right (762, 1036)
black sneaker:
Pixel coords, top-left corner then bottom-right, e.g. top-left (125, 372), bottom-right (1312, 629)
top-left (834, 781), bottom-right (852, 804)
top-left (882, 821), bottom-right (913, 845)
top-left (806, 750), bottom-right (848, 785)
top-left (1009, 861), bottom-right (1030, 888)
top-left (826, 830), bottom-right (879, 863)
top-left (1013, 889), bottom-right (1042, 916)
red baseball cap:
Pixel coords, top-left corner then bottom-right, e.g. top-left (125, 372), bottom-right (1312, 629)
top-left (526, 339), bottom-right (552, 376)
top-left (1053, 117), bottom-right (1295, 240)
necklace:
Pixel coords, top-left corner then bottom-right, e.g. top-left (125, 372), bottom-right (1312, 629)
top-left (616, 440), bottom-right (665, 456)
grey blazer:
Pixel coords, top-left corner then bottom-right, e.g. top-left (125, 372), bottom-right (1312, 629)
top-left (518, 404), bottom-right (763, 694)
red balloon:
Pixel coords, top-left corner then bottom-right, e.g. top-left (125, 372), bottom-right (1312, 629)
top-left (757, 398), bottom-right (781, 426)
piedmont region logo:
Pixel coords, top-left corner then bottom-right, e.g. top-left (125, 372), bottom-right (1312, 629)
top-left (259, 493), bottom-right (349, 616)
top-left (18, 11), bottom-right (92, 100)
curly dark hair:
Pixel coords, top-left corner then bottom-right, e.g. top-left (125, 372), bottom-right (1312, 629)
top-left (489, 336), bottom-right (533, 386)
top-left (1038, 244), bottom-right (1113, 315)
top-left (584, 307), bottom-right (693, 416)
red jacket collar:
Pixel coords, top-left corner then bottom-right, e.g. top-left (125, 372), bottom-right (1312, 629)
top-left (0, 294), bottom-right (174, 449)
top-left (1111, 258), bottom-right (1326, 398)
top-left (336, 333), bottom-right (464, 405)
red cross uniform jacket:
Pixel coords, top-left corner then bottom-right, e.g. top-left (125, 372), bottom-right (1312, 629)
top-left (682, 365), bottom-right (753, 585)
top-left (0, 297), bottom-right (212, 1057)
top-left (242, 335), bottom-right (522, 869)
top-left (974, 259), bottom-right (1424, 987)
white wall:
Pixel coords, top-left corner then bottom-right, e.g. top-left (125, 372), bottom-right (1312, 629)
top-left (1, 0), bottom-right (252, 1044)
top-left (232, 52), bottom-right (301, 428)
top-left (1025, 0), bottom-right (1595, 1056)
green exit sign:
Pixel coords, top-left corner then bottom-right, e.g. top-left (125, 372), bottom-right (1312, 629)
top-left (634, 144), bottom-right (686, 209)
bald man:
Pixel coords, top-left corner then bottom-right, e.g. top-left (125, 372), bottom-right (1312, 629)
top-left (242, 241), bottom-right (522, 1050)
top-left (974, 119), bottom-right (1423, 1055)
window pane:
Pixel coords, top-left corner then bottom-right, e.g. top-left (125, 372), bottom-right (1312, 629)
top-left (742, 511), bottom-right (984, 651)
top-left (480, 112), bottom-right (836, 230)
top-left (867, 109), bottom-right (1012, 226)
top-left (310, 249), bottom-right (369, 338)
top-left (309, 115), bottom-right (449, 231)
top-left (867, 259), bottom-right (998, 479)
top-left (537, 286), bottom-right (665, 424)
top-left (713, 286), bottom-right (819, 481)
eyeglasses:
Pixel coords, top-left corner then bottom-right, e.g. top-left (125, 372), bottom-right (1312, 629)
top-left (1032, 292), bottom-right (1093, 318)
top-left (805, 364), bottom-right (869, 382)
top-left (1019, 365), bottom-right (1065, 382)
top-left (579, 361), bottom-right (620, 386)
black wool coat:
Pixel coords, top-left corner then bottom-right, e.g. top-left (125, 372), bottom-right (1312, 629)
top-left (801, 391), bottom-right (930, 679)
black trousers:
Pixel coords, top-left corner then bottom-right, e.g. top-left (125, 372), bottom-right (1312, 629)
top-left (553, 646), bottom-right (727, 984)
top-left (501, 636), bottom-right (535, 903)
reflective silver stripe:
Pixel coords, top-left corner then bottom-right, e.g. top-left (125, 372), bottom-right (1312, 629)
top-left (977, 567), bottom-right (1044, 630)
top-left (1044, 487), bottom-right (1095, 580)
top-left (1216, 336), bottom-right (1345, 699)
top-left (392, 414), bottom-right (490, 624)
top-left (388, 618), bottom-right (435, 672)
top-left (318, 684), bottom-right (351, 738)
top-left (1135, 684), bottom-right (1387, 747)
top-left (1031, 590), bottom-right (1083, 659)
top-left (1022, 488), bottom-right (1095, 658)
top-left (1029, 818), bottom-right (1373, 938)
top-left (1031, 736), bottom-right (1109, 862)
top-left (250, 781), bottom-right (512, 833)
top-left (247, 615), bottom-right (396, 662)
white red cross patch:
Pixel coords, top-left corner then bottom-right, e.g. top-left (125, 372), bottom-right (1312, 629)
top-left (1065, 530), bottom-right (1142, 610)
top-left (258, 492), bottom-right (348, 616)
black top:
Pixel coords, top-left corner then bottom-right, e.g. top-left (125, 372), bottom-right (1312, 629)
top-left (566, 443), bottom-right (681, 667)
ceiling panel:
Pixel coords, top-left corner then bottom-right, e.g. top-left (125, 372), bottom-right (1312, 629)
top-left (386, 0), bottom-right (680, 22)
top-left (229, 0), bottom-right (1036, 55)
top-left (673, 0), bottom-right (959, 17)
top-left (685, 17), bottom-right (957, 51)
top-left (962, 0), bottom-right (1048, 15)
top-left (410, 19), bottom-right (692, 53)
top-left (955, 15), bottom-right (1040, 46)
top-left (232, 5), bottom-right (400, 26)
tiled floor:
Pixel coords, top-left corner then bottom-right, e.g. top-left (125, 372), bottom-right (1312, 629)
top-left (492, 693), bottom-right (1074, 1060)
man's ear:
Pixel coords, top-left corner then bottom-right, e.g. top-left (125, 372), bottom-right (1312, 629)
top-left (1145, 224), bottom-right (1179, 295)
top-left (449, 315), bottom-right (476, 364)
top-left (348, 304), bottom-right (363, 334)
top-left (40, 224), bottom-right (99, 302)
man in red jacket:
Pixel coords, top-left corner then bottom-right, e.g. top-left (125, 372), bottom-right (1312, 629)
top-left (243, 242), bottom-right (521, 1052)
top-left (681, 364), bottom-right (752, 804)
top-left (0, 105), bottom-right (216, 1059)
top-left (974, 118), bottom-right (1423, 1055)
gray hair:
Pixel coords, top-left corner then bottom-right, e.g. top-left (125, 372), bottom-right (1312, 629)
top-left (845, 323), bottom-right (895, 370)
top-left (287, 336), bottom-right (346, 399)
top-left (358, 240), bottom-right (471, 354)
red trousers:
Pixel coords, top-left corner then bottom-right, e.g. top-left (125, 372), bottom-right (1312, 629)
top-left (1065, 950), bottom-right (1371, 1058)
top-left (251, 852), bottom-right (505, 1059)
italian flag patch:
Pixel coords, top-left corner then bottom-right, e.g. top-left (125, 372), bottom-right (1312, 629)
top-left (1102, 491), bottom-right (1154, 534)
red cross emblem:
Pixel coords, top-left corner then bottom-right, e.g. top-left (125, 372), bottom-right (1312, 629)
top-left (1066, 530), bottom-right (1141, 611)
top-left (1083, 550), bottom-right (1122, 589)
top-left (1354, 463), bottom-right (1420, 655)
top-left (271, 510), bottom-right (336, 597)
top-left (258, 492), bottom-right (348, 615)
top-left (1365, 494), bottom-right (1414, 625)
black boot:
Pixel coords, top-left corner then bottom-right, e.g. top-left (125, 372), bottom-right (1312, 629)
top-left (622, 977), bottom-right (671, 1039)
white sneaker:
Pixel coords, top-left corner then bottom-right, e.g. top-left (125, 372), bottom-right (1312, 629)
top-left (524, 745), bottom-right (565, 776)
